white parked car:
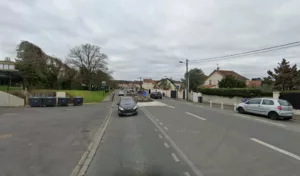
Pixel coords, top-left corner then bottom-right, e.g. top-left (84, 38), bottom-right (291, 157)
top-left (236, 98), bottom-right (293, 120)
top-left (118, 91), bottom-right (125, 96)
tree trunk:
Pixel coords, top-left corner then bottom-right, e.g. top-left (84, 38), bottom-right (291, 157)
top-left (89, 81), bottom-right (92, 90)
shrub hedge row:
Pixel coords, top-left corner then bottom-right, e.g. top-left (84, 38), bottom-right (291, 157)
top-left (198, 88), bottom-right (273, 98)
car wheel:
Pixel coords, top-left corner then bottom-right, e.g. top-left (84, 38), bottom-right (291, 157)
top-left (134, 111), bottom-right (138, 116)
top-left (269, 111), bottom-right (279, 120)
top-left (237, 107), bottom-right (245, 114)
top-left (118, 113), bottom-right (122, 117)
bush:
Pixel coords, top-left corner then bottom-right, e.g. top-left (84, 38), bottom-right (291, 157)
top-left (280, 91), bottom-right (300, 95)
top-left (198, 88), bottom-right (272, 98)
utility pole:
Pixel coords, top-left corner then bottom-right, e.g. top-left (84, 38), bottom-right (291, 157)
top-left (138, 77), bottom-right (142, 89)
top-left (186, 59), bottom-right (189, 102)
top-left (179, 59), bottom-right (189, 102)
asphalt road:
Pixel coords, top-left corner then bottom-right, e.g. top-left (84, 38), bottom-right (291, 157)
top-left (86, 96), bottom-right (194, 176)
top-left (0, 103), bottom-right (110, 176)
top-left (86, 96), bottom-right (300, 176)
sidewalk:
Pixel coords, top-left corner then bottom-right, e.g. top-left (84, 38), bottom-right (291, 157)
top-left (165, 97), bottom-right (300, 121)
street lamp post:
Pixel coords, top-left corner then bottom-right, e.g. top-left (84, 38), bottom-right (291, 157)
top-left (179, 59), bottom-right (189, 101)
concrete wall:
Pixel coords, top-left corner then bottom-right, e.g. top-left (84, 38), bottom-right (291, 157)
top-left (202, 94), bottom-right (243, 106)
top-left (0, 91), bottom-right (24, 107)
top-left (143, 82), bottom-right (154, 90)
top-left (178, 90), bottom-right (184, 99)
top-left (204, 72), bottom-right (223, 87)
top-left (192, 92), bottom-right (202, 102)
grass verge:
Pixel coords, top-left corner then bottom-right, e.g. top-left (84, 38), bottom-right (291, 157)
top-left (66, 90), bottom-right (110, 103)
top-left (0, 86), bottom-right (23, 92)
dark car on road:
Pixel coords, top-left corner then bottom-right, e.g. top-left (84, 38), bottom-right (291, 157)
top-left (117, 96), bottom-right (138, 116)
top-left (150, 92), bottom-right (162, 99)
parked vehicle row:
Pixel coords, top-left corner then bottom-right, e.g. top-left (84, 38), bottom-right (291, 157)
top-left (237, 98), bottom-right (293, 120)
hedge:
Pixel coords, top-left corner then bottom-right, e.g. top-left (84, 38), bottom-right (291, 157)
top-left (198, 88), bottom-right (273, 98)
top-left (280, 91), bottom-right (300, 95)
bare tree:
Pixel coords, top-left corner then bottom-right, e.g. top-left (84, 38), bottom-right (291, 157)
top-left (67, 44), bottom-right (108, 90)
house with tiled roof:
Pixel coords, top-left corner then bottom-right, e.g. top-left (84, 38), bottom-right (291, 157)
top-left (203, 69), bottom-right (248, 88)
top-left (142, 78), bottom-right (155, 90)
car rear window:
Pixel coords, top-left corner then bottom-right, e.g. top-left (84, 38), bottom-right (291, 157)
top-left (278, 99), bottom-right (292, 106)
top-left (120, 99), bottom-right (134, 105)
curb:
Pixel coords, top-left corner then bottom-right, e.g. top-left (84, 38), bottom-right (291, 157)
top-left (70, 102), bottom-right (114, 176)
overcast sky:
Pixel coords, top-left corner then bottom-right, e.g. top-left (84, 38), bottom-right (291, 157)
top-left (1, 0), bottom-right (300, 81)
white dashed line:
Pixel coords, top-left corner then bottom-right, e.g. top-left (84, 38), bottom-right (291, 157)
top-left (185, 112), bottom-right (206, 121)
top-left (164, 142), bottom-right (170, 148)
top-left (171, 153), bottom-right (180, 162)
top-left (158, 134), bottom-right (163, 139)
top-left (164, 127), bottom-right (168, 131)
top-left (251, 138), bottom-right (300, 161)
top-left (159, 122), bottom-right (163, 126)
top-left (168, 105), bottom-right (175, 108)
top-left (183, 172), bottom-right (191, 176)
top-left (141, 108), bottom-right (204, 176)
top-left (155, 119), bottom-right (159, 122)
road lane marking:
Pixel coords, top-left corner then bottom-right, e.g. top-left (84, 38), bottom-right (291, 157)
top-left (171, 153), bottom-right (180, 162)
top-left (141, 108), bottom-right (204, 176)
top-left (71, 102), bottom-right (114, 176)
top-left (159, 122), bottom-right (163, 126)
top-left (185, 112), bottom-right (206, 121)
top-left (164, 126), bottom-right (168, 131)
top-left (154, 129), bottom-right (158, 132)
top-left (251, 138), bottom-right (300, 161)
top-left (168, 105), bottom-right (175, 108)
top-left (158, 134), bottom-right (163, 139)
top-left (183, 172), bottom-right (191, 176)
top-left (3, 113), bottom-right (18, 116)
top-left (164, 142), bottom-right (170, 148)
top-left (0, 134), bottom-right (12, 139)
top-left (155, 119), bottom-right (159, 122)
top-left (235, 114), bottom-right (285, 127)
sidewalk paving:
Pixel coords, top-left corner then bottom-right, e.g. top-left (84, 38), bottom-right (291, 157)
top-left (165, 97), bottom-right (300, 121)
top-left (0, 103), bottom-right (111, 176)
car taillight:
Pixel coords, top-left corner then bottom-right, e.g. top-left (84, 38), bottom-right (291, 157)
top-left (277, 106), bottom-right (282, 111)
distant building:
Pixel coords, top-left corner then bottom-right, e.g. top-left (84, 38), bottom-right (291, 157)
top-left (0, 60), bottom-right (22, 88)
top-left (0, 60), bottom-right (16, 70)
top-left (246, 80), bottom-right (262, 88)
top-left (155, 78), bottom-right (180, 90)
top-left (203, 69), bottom-right (248, 88)
top-left (142, 78), bottom-right (155, 90)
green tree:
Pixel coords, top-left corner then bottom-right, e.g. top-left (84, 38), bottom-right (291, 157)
top-left (181, 68), bottom-right (206, 92)
top-left (218, 75), bottom-right (246, 88)
top-left (15, 41), bottom-right (49, 89)
top-left (267, 58), bottom-right (300, 90)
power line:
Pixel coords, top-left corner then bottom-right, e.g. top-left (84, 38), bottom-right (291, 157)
top-left (147, 64), bottom-right (183, 78)
top-left (190, 41), bottom-right (300, 63)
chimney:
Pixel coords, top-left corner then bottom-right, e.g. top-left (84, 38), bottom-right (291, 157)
top-left (217, 64), bottom-right (220, 70)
